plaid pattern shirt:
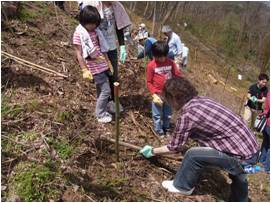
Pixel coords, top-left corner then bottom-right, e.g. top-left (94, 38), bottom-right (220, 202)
top-left (167, 96), bottom-right (259, 160)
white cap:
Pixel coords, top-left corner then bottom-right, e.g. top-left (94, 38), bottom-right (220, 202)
top-left (139, 23), bottom-right (146, 28)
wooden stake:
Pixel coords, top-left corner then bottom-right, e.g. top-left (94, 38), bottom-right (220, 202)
top-left (2, 51), bottom-right (68, 78)
top-left (100, 136), bottom-right (183, 161)
top-left (114, 82), bottom-right (120, 162)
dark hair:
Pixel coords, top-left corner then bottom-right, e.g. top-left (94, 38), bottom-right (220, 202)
top-left (258, 73), bottom-right (269, 81)
top-left (79, 6), bottom-right (101, 27)
top-left (163, 77), bottom-right (198, 110)
top-left (152, 41), bottom-right (169, 57)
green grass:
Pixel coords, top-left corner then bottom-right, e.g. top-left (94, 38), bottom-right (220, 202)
top-left (8, 162), bottom-right (61, 201)
top-left (55, 111), bottom-right (73, 123)
top-left (1, 99), bottom-right (24, 119)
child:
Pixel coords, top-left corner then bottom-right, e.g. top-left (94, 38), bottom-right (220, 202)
top-left (146, 41), bottom-right (181, 136)
top-left (73, 5), bottom-right (112, 123)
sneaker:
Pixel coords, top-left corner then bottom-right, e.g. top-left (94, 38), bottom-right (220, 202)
top-left (97, 114), bottom-right (112, 123)
top-left (107, 101), bottom-right (124, 114)
top-left (162, 180), bottom-right (194, 195)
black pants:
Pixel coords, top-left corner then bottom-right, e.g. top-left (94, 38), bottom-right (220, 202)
top-left (107, 49), bottom-right (118, 101)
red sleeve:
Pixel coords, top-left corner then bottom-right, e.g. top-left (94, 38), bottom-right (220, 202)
top-left (263, 91), bottom-right (270, 115)
top-left (172, 61), bottom-right (181, 77)
top-left (146, 62), bottom-right (156, 95)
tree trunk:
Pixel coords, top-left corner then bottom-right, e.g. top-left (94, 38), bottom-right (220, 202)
top-left (144, 1), bottom-right (150, 17)
top-left (152, 2), bottom-right (156, 36)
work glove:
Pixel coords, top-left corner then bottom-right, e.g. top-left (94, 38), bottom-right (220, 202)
top-left (120, 45), bottom-right (127, 63)
top-left (152, 94), bottom-right (163, 105)
top-left (140, 145), bottom-right (154, 158)
top-left (108, 61), bottom-right (114, 73)
top-left (82, 68), bottom-right (93, 81)
top-left (250, 96), bottom-right (258, 103)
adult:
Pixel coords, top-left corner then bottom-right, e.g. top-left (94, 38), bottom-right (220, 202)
top-left (140, 77), bottom-right (259, 201)
top-left (79, 1), bottom-right (131, 112)
top-left (180, 43), bottom-right (189, 71)
top-left (135, 23), bottom-right (149, 40)
top-left (259, 91), bottom-right (270, 173)
top-left (137, 34), bottom-right (157, 60)
top-left (243, 73), bottom-right (269, 129)
top-left (161, 25), bottom-right (182, 68)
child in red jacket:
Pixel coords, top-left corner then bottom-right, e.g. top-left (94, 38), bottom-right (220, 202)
top-left (146, 41), bottom-right (181, 136)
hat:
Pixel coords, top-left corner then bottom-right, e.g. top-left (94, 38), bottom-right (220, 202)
top-left (139, 23), bottom-right (146, 28)
top-left (161, 25), bottom-right (172, 33)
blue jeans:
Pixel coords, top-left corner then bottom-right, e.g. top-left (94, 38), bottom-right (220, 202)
top-left (259, 125), bottom-right (270, 172)
top-left (152, 102), bottom-right (172, 134)
top-left (173, 147), bottom-right (258, 201)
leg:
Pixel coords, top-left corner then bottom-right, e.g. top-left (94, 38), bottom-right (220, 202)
top-left (243, 106), bottom-right (252, 127)
top-left (259, 128), bottom-right (268, 163)
top-left (173, 147), bottom-right (246, 200)
top-left (162, 103), bottom-right (172, 132)
top-left (152, 102), bottom-right (164, 134)
top-left (262, 126), bottom-right (270, 172)
top-left (228, 173), bottom-right (248, 202)
top-left (94, 73), bottom-right (111, 118)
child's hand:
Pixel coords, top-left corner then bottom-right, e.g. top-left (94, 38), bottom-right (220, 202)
top-left (140, 145), bottom-right (154, 158)
top-left (152, 94), bottom-right (163, 105)
top-left (82, 68), bottom-right (93, 81)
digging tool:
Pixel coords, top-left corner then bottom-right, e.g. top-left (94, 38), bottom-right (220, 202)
top-left (114, 82), bottom-right (120, 162)
top-left (100, 135), bottom-right (183, 161)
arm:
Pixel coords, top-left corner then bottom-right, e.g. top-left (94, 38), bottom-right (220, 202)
top-left (153, 145), bottom-right (173, 155)
top-left (172, 61), bottom-right (181, 77)
top-left (146, 64), bottom-right (156, 95)
top-left (257, 97), bottom-right (266, 103)
top-left (176, 36), bottom-right (183, 56)
top-left (247, 93), bottom-right (252, 100)
top-left (116, 27), bottom-right (125, 46)
top-left (74, 45), bottom-right (88, 69)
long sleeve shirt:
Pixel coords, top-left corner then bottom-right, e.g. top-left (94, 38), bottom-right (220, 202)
top-left (167, 96), bottom-right (259, 161)
top-left (168, 32), bottom-right (182, 57)
top-left (146, 58), bottom-right (181, 95)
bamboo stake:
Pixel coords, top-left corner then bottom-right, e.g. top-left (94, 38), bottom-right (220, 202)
top-left (100, 136), bottom-right (183, 161)
top-left (114, 82), bottom-right (120, 162)
top-left (2, 51), bottom-right (68, 78)
top-left (7, 56), bottom-right (55, 76)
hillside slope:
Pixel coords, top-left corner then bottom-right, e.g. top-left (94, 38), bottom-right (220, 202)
top-left (1, 2), bottom-right (269, 202)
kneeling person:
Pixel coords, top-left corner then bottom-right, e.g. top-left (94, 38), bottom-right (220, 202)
top-left (141, 77), bottom-right (259, 201)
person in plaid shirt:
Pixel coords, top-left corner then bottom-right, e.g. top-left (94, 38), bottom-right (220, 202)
top-left (140, 77), bottom-right (259, 201)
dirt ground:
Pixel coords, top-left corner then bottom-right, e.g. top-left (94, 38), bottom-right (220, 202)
top-left (1, 2), bottom-right (270, 202)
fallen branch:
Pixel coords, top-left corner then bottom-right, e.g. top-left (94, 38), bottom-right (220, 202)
top-left (100, 136), bottom-right (183, 161)
top-left (2, 51), bottom-right (68, 78)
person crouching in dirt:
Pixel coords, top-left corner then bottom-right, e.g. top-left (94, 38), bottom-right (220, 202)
top-left (79, 1), bottom-right (131, 113)
top-left (137, 34), bottom-right (157, 60)
top-left (146, 41), bottom-right (181, 137)
top-left (161, 25), bottom-right (183, 71)
top-left (140, 77), bottom-right (259, 201)
top-left (73, 6), bottom-right (113, 123)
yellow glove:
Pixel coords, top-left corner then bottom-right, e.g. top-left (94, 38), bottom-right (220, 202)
top-left (152, 94), bottom-right (163, 105)
top-left (108, 61), bottom-right (114, 73)
top-left (96, 56), bottom-right (113, 73)
top-left (82, 68), bottom-right (93, 81)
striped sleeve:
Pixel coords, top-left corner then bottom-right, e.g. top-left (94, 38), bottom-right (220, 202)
top-left (73, 31), bottom-right (81, 46)
top-left (167, 112), bottom-right (192, 152)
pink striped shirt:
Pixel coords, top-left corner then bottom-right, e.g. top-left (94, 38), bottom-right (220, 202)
top-left (73, 30), bottom-right (108, 75)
